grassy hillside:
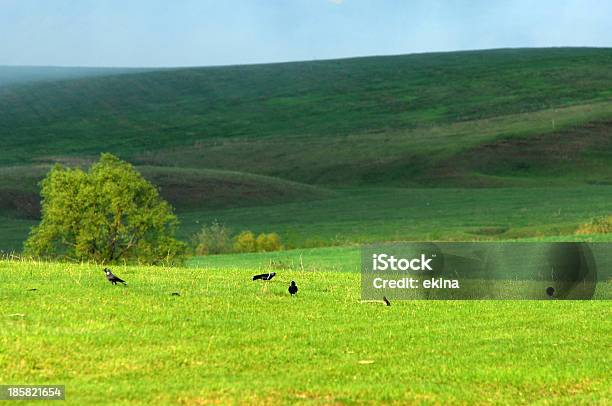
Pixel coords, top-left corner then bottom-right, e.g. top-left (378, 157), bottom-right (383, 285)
top-left (176, 186), bottom-right (612, 248)
top-left (1, 259), bottom-right (610, 404)
top-left (1, 48), bottom-right (612, 251)
top-left (0, 164), bottom-right (332, 216)
top-left (2, 48), bottom-right (612, 172)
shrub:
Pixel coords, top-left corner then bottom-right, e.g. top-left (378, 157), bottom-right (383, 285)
top-left (576, 216), bottom-right (612, 235)
top-left (256, 233), bottom-right (282, 252)
top-left (193, 220), bottom-right (232, 255)
top-left (233, 231), bottom-right (257, 253)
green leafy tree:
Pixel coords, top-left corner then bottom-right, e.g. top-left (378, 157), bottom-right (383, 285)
top-left (24, 153), bottom-right (185, 264)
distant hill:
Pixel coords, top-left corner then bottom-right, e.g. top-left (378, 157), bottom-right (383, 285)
top-left (0, 65), bottom-right (152, 87)
top-left (1, 48), bottom-right (611, 251)
top-left (1, 48), bottom-right (612, 184)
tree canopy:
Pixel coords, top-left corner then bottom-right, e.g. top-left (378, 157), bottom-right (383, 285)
top-left (24, 153), bottom-right (185, 264)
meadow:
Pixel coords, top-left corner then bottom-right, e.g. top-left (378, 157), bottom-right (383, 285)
top-left (0, 259), bottom-right (610, 405)
top-left (187, 234), bottom-right (612, 275)
top-left (176, 186), bottom-right (612, 248)
top-left (1, 48), bottom-right (612, 404)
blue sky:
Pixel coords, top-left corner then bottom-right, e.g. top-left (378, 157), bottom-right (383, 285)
top-left (1, 0), bottom-right (611, 67)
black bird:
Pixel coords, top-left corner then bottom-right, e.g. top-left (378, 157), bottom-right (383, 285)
top-left (288, 281), bottom-right (298, 296)
top-left (171, 292), bottom-right (181, 296)
top-left (383, 296), bottom-right (391, 306)
top-left (104, 268), bottom-right (127, 285)
top-left (546, 286), bottom-right (555, 299)
top-left (252, 272), bottom-right (276, 281)
top-left (27, 288), bottom-right (37, 292)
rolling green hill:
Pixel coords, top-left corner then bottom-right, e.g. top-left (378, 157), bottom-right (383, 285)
top-left (1, 48), bottom-right (612, 251)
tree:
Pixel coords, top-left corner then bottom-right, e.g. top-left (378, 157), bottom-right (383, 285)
top-left (24, 153), bottom-right (185, 264)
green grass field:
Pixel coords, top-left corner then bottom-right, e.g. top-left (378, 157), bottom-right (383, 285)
top-left (1, 259), bottom-right (610, 405)
top-left (2, 48), bottom-right (612, 404)
top-left (187, 234), bottom-right (612, 274)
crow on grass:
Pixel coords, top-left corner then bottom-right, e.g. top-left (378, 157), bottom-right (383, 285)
top-left (288, 281), bottom-right (298, 296)
top-left (252, 272), bottom-right (276, 281)
top-left (104, 268), bottom-right (127, 286)
top-left (383, 296), bottom-right (391, 306)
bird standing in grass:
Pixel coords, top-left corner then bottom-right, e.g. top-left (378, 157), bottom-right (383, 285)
top-left (252, 272), bottom-right (276, 281)
top-left (288, 281), bottom-right (298, 296)
top-left (104, 268), bottom-right (127, 285)
top-left (383, 296), bottom-right (391, 306)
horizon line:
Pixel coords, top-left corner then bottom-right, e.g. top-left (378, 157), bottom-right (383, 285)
top-left (1, 45), bottom-right (610, 70)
